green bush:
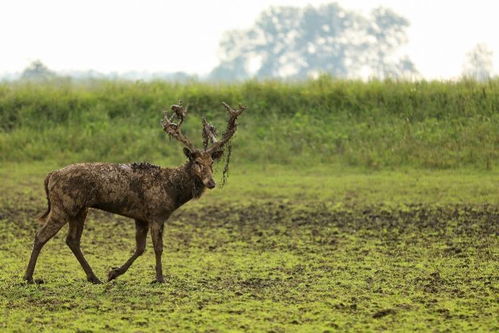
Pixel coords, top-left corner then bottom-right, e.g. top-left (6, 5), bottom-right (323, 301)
top-left (0, 77), bottom-right (497, 169)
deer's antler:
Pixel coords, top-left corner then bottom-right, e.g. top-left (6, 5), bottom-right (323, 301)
top-left (205, 102), bottom-right (246, 153)
top-left (202, 118), bottom-right (218, 150)
top-left (161, 101), bottom-right (195, 150)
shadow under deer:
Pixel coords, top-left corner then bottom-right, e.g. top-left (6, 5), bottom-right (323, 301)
top-left (24, 102), bottom-right (245, 284)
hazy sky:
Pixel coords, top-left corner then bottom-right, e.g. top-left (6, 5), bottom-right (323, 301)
top-left (1, 0), bottom-right (497, 79)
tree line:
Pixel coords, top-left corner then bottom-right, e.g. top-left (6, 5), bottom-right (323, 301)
top-left (8, 2), bottom-right (497, 82)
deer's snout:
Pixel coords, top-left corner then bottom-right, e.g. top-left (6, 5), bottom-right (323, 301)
top-left (205, 178), bottom-right (216, 189)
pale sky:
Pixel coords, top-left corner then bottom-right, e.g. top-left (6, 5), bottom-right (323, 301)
top-left (0, 0), bottom-right (497, 79)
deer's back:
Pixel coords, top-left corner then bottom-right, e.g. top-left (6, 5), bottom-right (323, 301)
top-left (47, 162), bottom-right (175, 220)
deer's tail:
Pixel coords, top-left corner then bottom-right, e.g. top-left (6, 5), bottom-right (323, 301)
top-left (38, 172), bottom-right (53, 223)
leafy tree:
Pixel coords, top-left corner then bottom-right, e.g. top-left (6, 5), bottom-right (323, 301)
top-left (210, 3), bottom-right (417, 80)
top-left (21, 60), bottom-right (56, 81)
top-left (362, 8), bottom-right (416, 79)
top-left (462, 44), bottom-right (494, 81)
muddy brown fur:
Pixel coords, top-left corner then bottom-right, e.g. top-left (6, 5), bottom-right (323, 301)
top-left (24, 102), bottom-right (244, 284)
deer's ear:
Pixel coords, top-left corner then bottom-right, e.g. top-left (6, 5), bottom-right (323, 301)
top-left (183, 147), bottom-right (193, 160)
top-left (211, 150), bottom-right (224, 161)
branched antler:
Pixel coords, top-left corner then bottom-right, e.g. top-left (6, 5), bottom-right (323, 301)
top-left (161, 101), bottom-right (195, 150)
top-left (202, 118), bottom-right (218, 150)
top-left (161, 100), bottom-right (245, 155)
top-left (171, 102), bottom-right (187, 125)
top-left (206, 102), bottom-right (246, 153)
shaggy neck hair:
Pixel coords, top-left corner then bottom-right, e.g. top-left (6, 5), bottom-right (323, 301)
top-left (163, 161), bottom-right (206, 208)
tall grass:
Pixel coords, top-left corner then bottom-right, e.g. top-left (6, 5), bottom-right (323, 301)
top-left (0, 77), bottom-right (497, 170)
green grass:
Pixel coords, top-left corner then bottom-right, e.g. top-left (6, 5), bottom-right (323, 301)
top-left (0, 163), bottom-right (498, 332)
top-left (2, 162), bottom-right (499, 206)
top-left (0, 79), bottom-right (497, 331)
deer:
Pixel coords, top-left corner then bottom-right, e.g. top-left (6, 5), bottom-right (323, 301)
top-left (24, 101), bottom-right (245, 284)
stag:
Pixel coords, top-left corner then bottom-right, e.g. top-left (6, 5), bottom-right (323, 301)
top-left (24, 101), bottom-right (245, 284)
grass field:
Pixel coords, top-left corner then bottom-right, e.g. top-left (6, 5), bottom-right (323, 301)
top-left (0, 163), bottom-right (498, 332)
top-left (0, 79), bottom-right (498, 331)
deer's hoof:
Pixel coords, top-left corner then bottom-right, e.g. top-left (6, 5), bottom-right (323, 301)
top-left (25, 278), bottom-right (44, 285)
top-left (87, 276), bottom-right (103, 284)
top-left (150, 277), bottom-right (165, 284)
top-left (107, 268), bottom-right (122, 281)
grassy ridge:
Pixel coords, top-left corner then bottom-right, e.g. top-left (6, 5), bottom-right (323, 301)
top-left (0, 78), bottom-right (498, 169)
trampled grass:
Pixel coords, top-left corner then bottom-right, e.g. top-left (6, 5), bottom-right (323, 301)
top-left (0, 163), bottom-right (497, 332)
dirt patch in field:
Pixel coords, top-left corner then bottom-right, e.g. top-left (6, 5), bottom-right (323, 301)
top-left (1, 201), bottom-right (498, 240)
top-left (171, 201), bottom-right (499, 235)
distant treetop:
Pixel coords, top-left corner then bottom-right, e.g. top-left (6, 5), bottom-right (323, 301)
top-left (21, 60), bottom-right (57, 81)
top-left (210, 3), bottom-right (418, 81)
top-left (462, 44), bottom-right (495, 81)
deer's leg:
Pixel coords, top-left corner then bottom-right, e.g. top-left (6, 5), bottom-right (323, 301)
top-left (108, 219), bottom-right (148, 281)
top-left (150, 222), bottom-right (165, 283)
top-left (24, 214), bottom-right (67, 283)
top-left (65, 209), bottom-right (101, 284)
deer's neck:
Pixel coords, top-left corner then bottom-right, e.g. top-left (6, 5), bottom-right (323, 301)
top-left (166, 162), bottom-right (205, 208)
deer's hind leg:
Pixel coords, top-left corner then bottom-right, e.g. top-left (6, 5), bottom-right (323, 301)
top-left (65, 209), bottom-right (101, 284)
top-left (24, 212), bottom-right (67, 283)
top-left (108, 219), bottom-right (148, 281)
top-left (150, 222), bottom-right (165, 283)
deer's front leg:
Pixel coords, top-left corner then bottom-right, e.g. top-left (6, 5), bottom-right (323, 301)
top-left (108, 219), bottom-right (148, 282)
top-left (150, 222), bottom-right (165, 283)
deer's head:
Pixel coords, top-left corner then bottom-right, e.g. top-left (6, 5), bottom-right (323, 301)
top-left (162, 101), bottom-right (245, 189)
